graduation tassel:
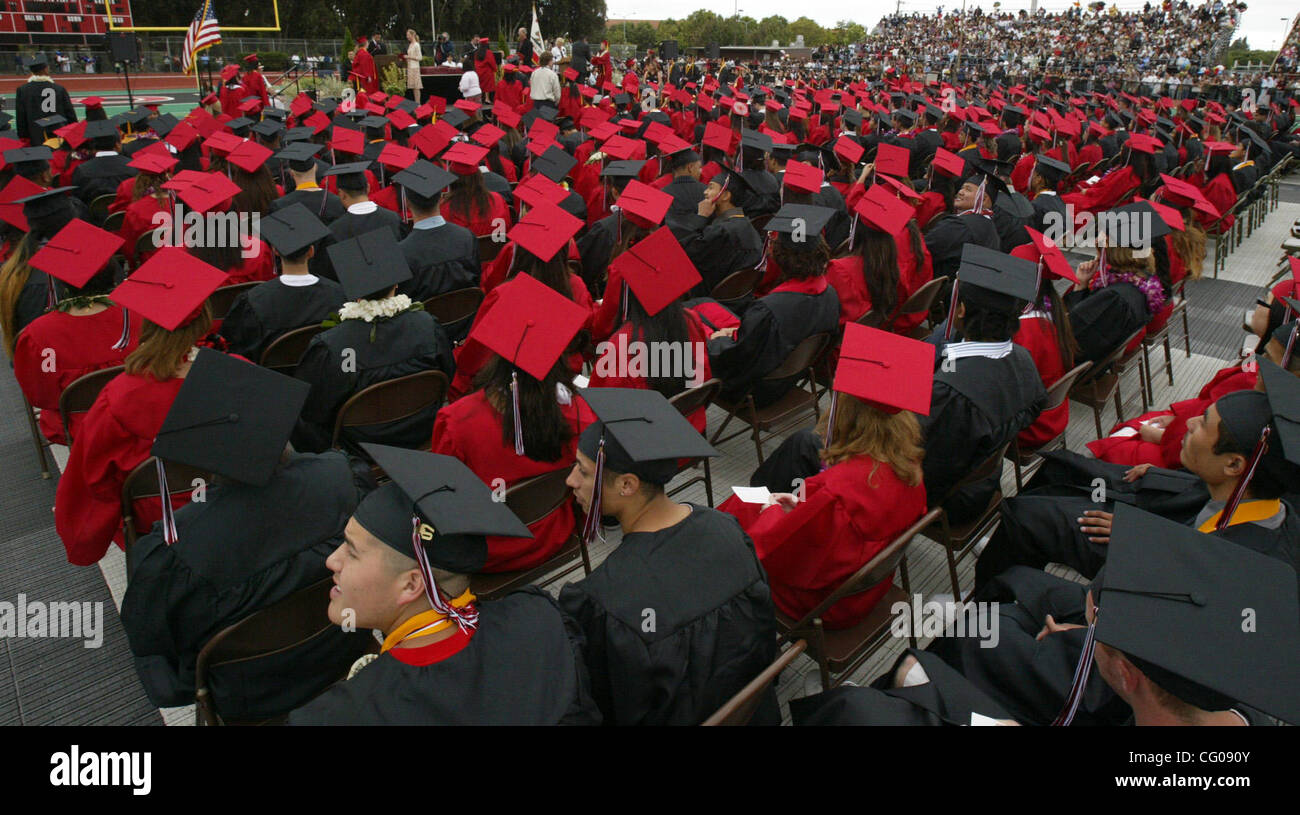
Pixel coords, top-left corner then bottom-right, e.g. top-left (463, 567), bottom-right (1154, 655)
top-left (620, 279), bottom-right (630, 324)
top-left (409, 516), bottom-right (479, 633)
top-left (510, 370), bottom-right (525, 456)
top-left (1216, 427), bottom-right (1271, 532)
top-left (943, 279), bottom-right (960, 341)
top-left (112, 309), bottom-right (131, 351)
top-left (847, 212), bottom-right (858, 248)
top-left (156, 458), bottom-right (179, 545)
top-left (971, 175), bottom-right (987, 214)
top-left (823, 391), bottom-right (839, 450)
top-left (1096, 245), bottom-right (1108, 288)
top-left (580, 435), bottom-right (607, 546)
top-left (1051, 612), bottom-right (1100, 727)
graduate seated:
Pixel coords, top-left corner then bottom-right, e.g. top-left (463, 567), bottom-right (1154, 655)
top-left (923, 245), bottom-right (1046, 523)
top-left (291, 228), bottom-right (455, 453)
top-left (1064, 219), bottom-right (1165, 366)
top-left (432, 275), bottom-right (588, 573)
top-left (559, 388), bottom-right (778, 725)
top-left (290, 445), bottom-right (601, 725)
top-left (220, 203), bottom-right (344, 362)
top-left (722, 325), bottom-right (930, 630)
top-left (792, 506), bottom-right (1300, 727)
top-left (393, 159), bottom-right (479, 306)
top-left (121, 350), bottom-right (373, 719)
top-left (55, 249), bottom-right (228, 565)
top-left (11, 219), bottom-right (137, 446)
top-left (440, 142), bottom-right (511, 236)
top-left (704, 203), bottom-right (840, 408)
top-left (70, 119), bottom-right (137, 208)
top-left (0, 186), bottom-right (86, 354)
top-left (270, 141), bottom-right (346, 223)
top-left (674, 167), bottom-right (764, 296)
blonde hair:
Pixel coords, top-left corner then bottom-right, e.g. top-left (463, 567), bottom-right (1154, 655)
top-left (1169, 210), bottom-right (1206, 281)
top-left (1104, 243), bottom-right (1155, 277)
top-left (124, 304), bottom-right (213, 381)
top-left (406, 29), bottom-right (419, 42)
top-left (0, 233), bottom-right (40, 358)
top-left (816, 394), bottom-right (924, 487)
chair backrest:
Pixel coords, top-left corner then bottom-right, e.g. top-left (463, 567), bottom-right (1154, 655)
top-left (89, 194), bottom-right (115, 222)
top-left (898, 274), bottom-right (949, 317)
top-left (120, 456), bottom-right (211, 558)
top-left (709, 266), bottom-right (763, 303)
top-left (59, 365), bottom-right (124, 445)
top-left (1093, 326), bottom-right (1147, 376)
top-left (330, 370), bottom-right (448, 448)
top-left (477, 233), bottom-right (504, 263)
top-left (763, 332), bottom-right (831, 381)
top-left (701, 639), bottom-right (807, 726)
top-left (855, 309), bottom-right (884, 328)
top-left (503, 468), bottom-right (572, 527)
top-left (422, 286), bottom-right (484, 335)
top-left (668, 377), bottom-right (721, 421)
top-left (260, 323), bottom-right (327, 372)
top-left (208, 281), bottom-right (260, 320)
top-left (785, 507), bottom-right (943, 636)
top-left (102, 209), bottom-right (125, 233)
top-left (134, 231), bottom-right (158, 263)
top-left (1044, 361), bottom-right (1093, 411)
top-left (750, 213), bottom-right (772, 232)
top-left (944, 440), bottom-right (1012, 500)
top-left (194, 577), bottom-right (340, 725)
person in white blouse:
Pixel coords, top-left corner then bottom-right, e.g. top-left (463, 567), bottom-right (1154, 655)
top-left (404, 29), bottom-right (423, 104)
top-left (552, 38), bottom-right (567, 65)
top-left (459, 56), bottom-right (482, 100)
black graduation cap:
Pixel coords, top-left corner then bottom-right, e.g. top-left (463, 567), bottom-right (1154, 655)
top-left (841, 109), bottom-right (863, 129)
top-left (225, 116), bottom-right (254, 134)
top-left (1095, 504), bottom-right (1300, 725)
top-left (250, 119), bottom-right (284, 139)
top-left (956, 243), bottom-right (1038, 309)
top-left (600, 159), bottom-right (645, 179)
top-left (767, 142), bottom-right (795, 163)
top-left (84, 119), bottom-right (120, 140)
top-left (274, 141), bottom-right (324, 171)
top-left (25, 53), bottom-right (48, 69)
top-left (393, 159), bottom-right (456, 199)
top-left (149, 113), bottom-right (180, 138)
top-left (576, 388), bottom-right (716, 487)
top-left (282, 126), bottom-right (315, 144)
top-left (893, 108), bottom-right (917, 124)
top-left (314, 98), bottom-right (339, 116)
top-left (1240, 127), bottom-right (1269, 158)
top-left (766, 203), bottom-right (834, 245)
top-left (441, 108), bottom-right (470, 129)
top-left (359, 444), bottom-right (532, 550)
top-left (1034, 153), bottom-right (1071, 182)
top-left (34, 114), bottom-right (67, 131)
top-left (327, 227), bottom-right (412, 300)
top-left (4, 146), bottom-right (52, 166)
top-left (16, 185), bottom-right (77, 222)
top-left (962, 160), bottom-right (1009, 201)
top-left (152, 348), bottom-right (310, 487)
top-left (259, 202), bottom-right (331, 257)
top-left (613, 92), bottom-right (632, 106)
top-left (533, 145), bottom-right (577, 183)
top-left (119, 108), bottom-right (151, 126)
top-left (331, 111), bottom-right (361, 131)
top-left (533, 105), bottom-right (558, 123)
top-left (739, 128), bottom-right (773, 154)
top-left (994, 192), bottom-right (1033, 219)
top-left (1258, 358), bottom-right (1300, 468)
top-left (359, 114), bottom-right (389, 133)
top-left (1100, 201), bottom-right (1170, 249)
top-left (319, 160), bottom-right (371, 179)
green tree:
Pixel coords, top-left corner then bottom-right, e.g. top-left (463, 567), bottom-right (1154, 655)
top-left (787, 16), bottom-right (825, 45)
top-left (753, 15), bottom-right (789, 47)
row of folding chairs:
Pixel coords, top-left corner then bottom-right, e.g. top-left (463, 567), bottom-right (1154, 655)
top-left (1209, 153), bottom-right (1294, 276)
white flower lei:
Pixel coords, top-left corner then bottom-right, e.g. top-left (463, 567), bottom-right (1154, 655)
top-left (338, 294), bottom-right (413, 323)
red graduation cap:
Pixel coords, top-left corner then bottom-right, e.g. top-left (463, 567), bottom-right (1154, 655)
top-left (610, 226), bottom-right (700, 317)
top-left (442, 141), bottom-right (489, 175)
top-left (642, 121), bottom-right (675, 145)
top-left (833, 135), bottom-right (864, 166)
top-left (579, 85), bottom-right (597, 100)
top-left (82, 96), bottom-right (104, 110)
top-left (1125, 133), bottom-right (1161, 154)
top-left (164, 121), bottom-right (200, 152)
top-left (329, 127), bottom-right (365, 155)
top-left (1157, 173), bottom-right (1219, 219)
top-left (128, 150), bottom-right (178, 175)
top-left (782, 160), bottom-right (823, 194)
top-left (238, 97), bottom-right (263, 114)
top-left (493, 103), bottom-right (522, 130)
top-left (225, 139), bottom-right (273, 173)
top-left (874, 142), bottom-right (910, 178)
top-left (1141, 197), bottom-right (1188, 234)
top-left (514, 173), bottom-right (570, 209)
top-left (471, 123), bottom-right (506, 149)
top-left (578, 106), bottom-right (609, 130)
top-left (702, 121), bottom-right (734, 154)
top-left (290, 93), bottom-right (313, 118)
top-left (387, 109), bottom-right (417, 130)
top-left (833, 323), bottom-right (933, 415)
top-left (853, 184), bottom-right (912, 236)
top-left (1015, 227), bottom-right (1078, 284)
top-left (469, 272), bottom-right (588, 381)
top-left (386, 95), bottom-right (404, 111)
top-left (378, 142), bottom-right (419, 171)
top-left (528, 119), bottom-right (560, 143)
top-left (600, 134), bottom-right (644, 161)
top-left (0, 175), bottom-right (42, 231)
top-left (111, 248), bottom-right (229, 331)
top-left (563, 67), bottom-right (579, 82)
top-left (587, 120), bottom-right (619, 142)
top-left (454, 98), bottom-right (481, 115)
top-left (302, 111), bottom-right (330, 134)
top-left (203, 131), bottom-right (244, 157)
top-left (617, 180), bottom-right (672, 229)
top-left (1202, 140), bottom-right (1236, 155)
top-left (877, 173), bottom-right (921, 202)
top-left (168, 170), bottom-right (241, 213)
top-left (55, 120), bottom-right (88, 150)
top-left (28, 219), bottom-right (124, 288)
top-left (507, 202), bottom-right (582, 263)
top-left (220, 64), bottom-right (239, 81)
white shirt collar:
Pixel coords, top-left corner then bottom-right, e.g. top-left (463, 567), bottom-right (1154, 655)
top-left (94, 150), bottom-right (118, 157)
top-left (347, 200), bottom-right (378, 215)
top-left (278, 273), bottom-right (320, 287)
top-left (413, 214), bottom-right (446, 230)
top-left (943, 340), bottom-right (1014, 361)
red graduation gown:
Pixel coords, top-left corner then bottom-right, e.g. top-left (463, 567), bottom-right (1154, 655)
top-left (220, 240), bottom-right (275, 285)
top-left (1060, 165), bottom-right (1139, 215)
top-left (13, 306), bottom-right (140, 445)
top-left (1198, 173), bottom-right (1236, 233)
top-left (719, 454), bottom-right (927, 629)
top-left (443, 190), bottom-right (510, 237)
top-left (54, 371), bottom-right (189, 565)
top-left (1012, 313), bottom-right (1068, 449)
top-left (120, 194), bottom-right (170, 263)
top-left (351, 48), bottom-right (380, 95)
top-left (586, 315), bottom-right (713, 436)
top-left (431, 390), bottom-right (582, 572)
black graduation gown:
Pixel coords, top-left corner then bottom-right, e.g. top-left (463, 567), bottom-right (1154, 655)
top-left (790, 648), bottom-right (1015, 726)
top-left (923, 212), bottom-right (1001, 280)
top-left (675, 210), bottom-right (764, 296)
top-left (993, 192), bottom-right (1033, 251)
top-left (663, 174), bottom-right (706, 222)
top-left (14, 77), bottom-right (76, 146)
top-left (220, 275), bottom-right (346, 362)
top-left (291, 309), bottom-right (454, 453)
top-left (922, 342), bottom-right (1046, 523)
top-left (70, 153), bottom-right (137, 209)
top-left (289, 588), bottom-right (602, 725)
top-left (557, 506), bottom-right (779, 726)
top-left (1063, 281), bottom-right (1150, 365)
top-left (272, 187), bottom-right (347, 223)
top-left (911, 128), bottom-right (943, 175)
top-left (120, 452), bottom-right (372, 719)
top-left (814, 182), bottom-right (851, 251)
top-left (315, 205), bottom-right (406, 280)
top-left (1030, 191), bottom-right (1066, 235)
top-left (741, 169), bottom-right (781, 219)
top-left (13, 268), bottom-right (52, 341)
top-left (397, 221), bottom-right (480, 306)
top-left (483, 169), bottom-right (514, 208)
top-left (575, 212), bottom-right (619, 296)
top-left (707, 280), bottom-right (840, 406)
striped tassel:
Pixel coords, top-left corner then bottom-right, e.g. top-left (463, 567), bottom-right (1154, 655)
top-left (112, 309), bottom-right (131, 351)
top-left (409, 517), bottom-right (479, 633)
top-left (580, 435), bottom-right (607, 546)
top-left (1052, 614), bottom-right (1100, 726)
top-left (156, 458), bottom-right (179, 545)
top-left (511, 370), bottom-right (525, 456)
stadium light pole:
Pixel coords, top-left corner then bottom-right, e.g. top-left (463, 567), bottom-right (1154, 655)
top-left (431, 1), bottom-right (436, 50)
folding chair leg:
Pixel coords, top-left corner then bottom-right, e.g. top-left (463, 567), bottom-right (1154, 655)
top-left (702, 458), bottom-right (714, 507)
top-left (1162, 335), bottom-right (1173, 387)
top-left (22, 398), bottom-right (51, 480)
top-left (813, 620), bottom-right (831, 691)
top-left (751, 425), bottom-right (765, 467)
top-left (1181, 306), bottom-right (1191, 357)
top-left (1092, 403), bottom-right (1103, 440)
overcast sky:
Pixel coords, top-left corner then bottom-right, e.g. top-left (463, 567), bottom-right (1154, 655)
top-left (604, 0), bottom-right (1297, 51)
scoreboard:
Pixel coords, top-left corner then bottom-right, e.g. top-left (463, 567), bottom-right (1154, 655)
top-left (0, 0), bottom-right (132, 36)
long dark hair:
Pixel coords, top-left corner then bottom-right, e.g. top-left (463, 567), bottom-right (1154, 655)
top-left (856, 226), bottom-right (900, 318)
top-left (474, 354), bottom-right (573, 462)
top-left (622, 288), bottom-right (692, 398)
top-left (511, 247), bottom-right (573, 299)
top-left (447, 170), bottom-right (491, 220)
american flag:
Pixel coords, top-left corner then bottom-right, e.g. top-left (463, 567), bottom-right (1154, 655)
top-left (182, 0), bottom-right (222, 75)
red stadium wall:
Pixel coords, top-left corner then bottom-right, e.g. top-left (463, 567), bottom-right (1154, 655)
top-left (0, 0), bottom-right (131, 36)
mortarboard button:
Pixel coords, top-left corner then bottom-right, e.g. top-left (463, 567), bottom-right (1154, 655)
top-left (441, 141), bottom-right (488, 175)
top-left (507, 202), bottom-right (582, 263)
top-left (28, 219), bottom-right (123, 288)
top-left (834, 323), bottom-right (933, 415)
top-left (468, 273), bottom-right (588, 382)
top-left (328, 227), bottom-right (413, 301)
top-left (225, 139), bottom-right (273, 173)
top-left (393, 159), bottom-right (456, 200)
top-left (533, 145), bottom-right (577, 183)
top-left (111, 247), bottom-right (228, 331)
